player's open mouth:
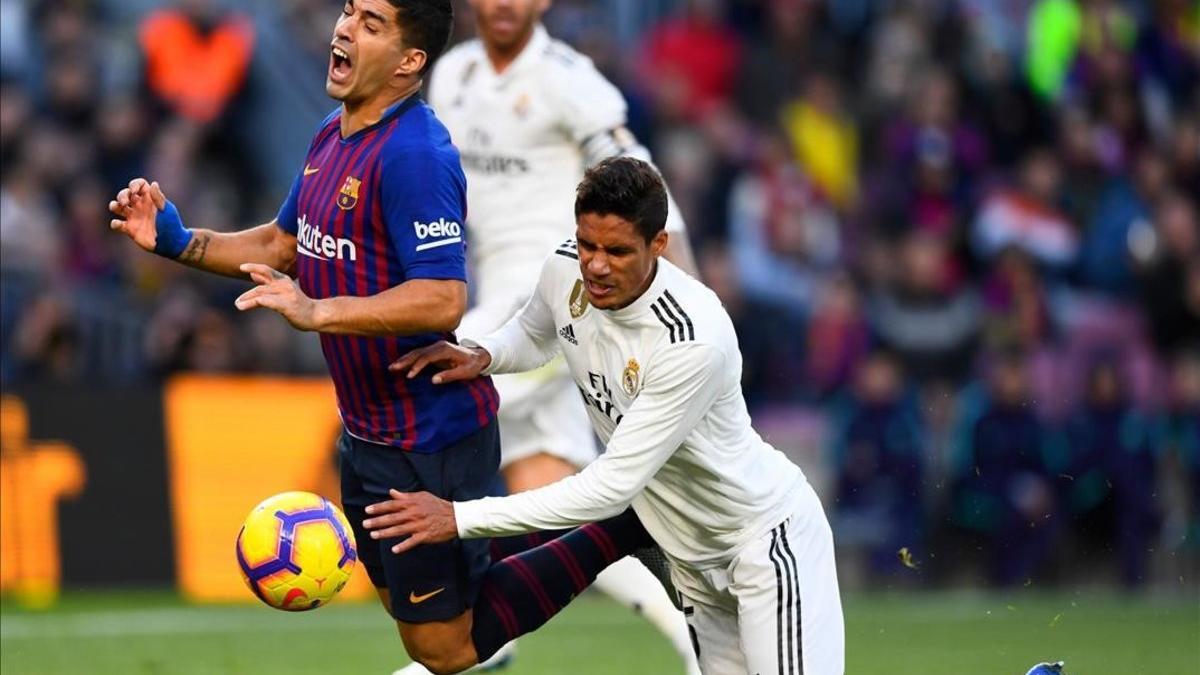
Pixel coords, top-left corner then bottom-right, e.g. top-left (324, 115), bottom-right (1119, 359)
top-left (330, 45), bottom-right (353, 84)
top-left (585, 280), bottom-right (614, 298)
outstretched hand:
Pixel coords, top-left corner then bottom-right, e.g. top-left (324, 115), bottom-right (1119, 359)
top-left (389, 341), bottom-right (491, 384)
top-left (108, 178), bottom-right (168, 252)
top-left (363, 489), bottom-right (459, 555)
top-left (234, 263), bottom-right (322, 331)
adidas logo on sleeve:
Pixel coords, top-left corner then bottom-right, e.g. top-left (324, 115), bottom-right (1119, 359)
top-left (558, 324), bottom-right (578, 345)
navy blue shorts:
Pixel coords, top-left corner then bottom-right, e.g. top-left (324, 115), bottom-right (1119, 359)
top-left (338, 419), bottom-right (500, 623)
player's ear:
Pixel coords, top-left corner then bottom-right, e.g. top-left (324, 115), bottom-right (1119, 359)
top-left (650, 230), bottom-right (669, 257)
top-left (395, 48), bottom-right (427, 78)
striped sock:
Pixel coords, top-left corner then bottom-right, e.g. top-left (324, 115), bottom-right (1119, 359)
top-left (488, 529), bottom-right (572, 562)
top-left (470, 509), bottom-right (653, 662)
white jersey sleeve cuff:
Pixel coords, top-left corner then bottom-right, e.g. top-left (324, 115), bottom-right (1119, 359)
top-left (459, 337), bottom-right (500, 375)
top-left (453, 499), bottom-right (489, 538)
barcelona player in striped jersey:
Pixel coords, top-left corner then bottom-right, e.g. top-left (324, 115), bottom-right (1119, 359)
top-left (108, 1), bottom-right (670, 673)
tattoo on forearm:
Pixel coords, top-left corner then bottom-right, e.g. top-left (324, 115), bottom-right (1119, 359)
top-left (179, 232), bottom-right (210, 264)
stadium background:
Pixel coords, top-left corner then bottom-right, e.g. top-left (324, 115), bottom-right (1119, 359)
top-left (1, 0), bottom-right (1197, 672)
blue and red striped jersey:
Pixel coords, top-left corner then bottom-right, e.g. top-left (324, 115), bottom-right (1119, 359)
top-left (276, 97), bottom-right (498, 453)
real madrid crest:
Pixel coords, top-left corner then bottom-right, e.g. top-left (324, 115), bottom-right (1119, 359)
top-left (569, 279), bottom-right (590, 319)
top-left (622, 358), bottom-right (640, 396)
top-left (513, 92), bottom-right (531, 119)
top-left (337, 175), bottom-right (361, 210)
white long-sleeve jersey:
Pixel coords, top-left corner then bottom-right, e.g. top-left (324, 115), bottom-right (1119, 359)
top-left (429, 25), bottom-right (686, 339)
top-left (455, 244), bottom-right (807, 568)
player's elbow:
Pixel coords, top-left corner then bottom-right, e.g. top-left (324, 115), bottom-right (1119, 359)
top-left (270, 227), bottom-right (298, 274)
top-left (590, 479), bottom-right (640, 514)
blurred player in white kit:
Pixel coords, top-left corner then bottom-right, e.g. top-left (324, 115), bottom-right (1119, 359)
top-left (394, 1), bottom-right (700, 673)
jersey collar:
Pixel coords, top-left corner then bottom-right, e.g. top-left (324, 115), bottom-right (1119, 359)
top-left (604, 258), bottom-right (673, 323)
top-left (492, 24), bottom-right (550, 80)
top-left (339, 94), bottom-right (420, 142)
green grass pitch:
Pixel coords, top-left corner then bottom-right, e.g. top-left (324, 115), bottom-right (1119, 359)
top-left (2, 590), bottom-right (1197, 674)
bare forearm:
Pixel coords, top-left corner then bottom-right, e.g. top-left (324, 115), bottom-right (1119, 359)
top-left (313, 279), bottom-right (467, 337)
top-left (177, 224), bottom-right (296, 278)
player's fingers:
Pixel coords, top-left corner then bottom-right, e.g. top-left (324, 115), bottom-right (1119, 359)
top-left (431, 362), bottom-right (475, 385)
top-left (239, 262), bottom-right (271, 277)
top-left (109, 200), bottom-right (131, 217)
top-left (149, 181), bottom-right (167, 210)
top-left (405, 352), bottom-right (440, 379)
top-left (363, 499), bottom-right (406, 518)
top-left (391, 532), bottom-right (425, 555)
top-left (363, 509), bottom-right (425, 538)
top-left (110, 219), bottom-right (128, 232)
top-left (116, 188), bottom-right (131, 207)
top-left (247, 270), bottom-right (277, 287)
top-left (388, 348), bottom-right (424, 373)
top-left (234, 286), bottom-right (277, 310)
top-left (240, 263), bottom-right (288, 281)
top-left (129, 178), bottom-right (149, 195)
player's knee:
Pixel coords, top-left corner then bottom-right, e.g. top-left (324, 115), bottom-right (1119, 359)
top-left (408, 644), bottom-right (476, 675)
top-left (399, 619), bottom-right (478, 675)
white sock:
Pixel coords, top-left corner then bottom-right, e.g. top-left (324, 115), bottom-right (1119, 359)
top-left (592, 557), bottom-right (701, 675)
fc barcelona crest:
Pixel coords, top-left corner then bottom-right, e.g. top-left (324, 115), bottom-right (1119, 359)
top-left (622, 358), bottom-right (640, 396)
top-left (337, 176), bottom-right (361, 210)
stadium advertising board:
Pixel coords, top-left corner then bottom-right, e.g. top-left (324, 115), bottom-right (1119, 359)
top-left (1, 377), bottom-right (375, 604)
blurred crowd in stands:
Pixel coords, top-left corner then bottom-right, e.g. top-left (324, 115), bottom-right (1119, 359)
top-left (1, 0), bottom-right (1197, 589)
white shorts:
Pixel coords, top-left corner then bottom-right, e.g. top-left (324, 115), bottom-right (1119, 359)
top-left (492, 356), bottom-right (597, 470)
top-left (670, 482), bottom-right (844, 675)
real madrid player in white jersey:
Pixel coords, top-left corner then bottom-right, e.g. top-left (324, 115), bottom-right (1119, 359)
top-left (369, 158), bottom-right (846, 675)
top-left (425, 0), bottom-right (700, 672)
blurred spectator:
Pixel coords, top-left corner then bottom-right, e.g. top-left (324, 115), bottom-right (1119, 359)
top-left (637, 0), bottom-right (742, 123)
top-left (1025, 0), bottom-right (1082, 102)
top-left (1077, 149), bottom-right (1171, 296)
top-left (1165, 114), bottom-right (1198, 188)
top-left (870, 67), bottom-right (988, 237)
top-left (829, 350), bottom-right (924, 584)
top-left (1132, 192), bottom-right (1200, 353)
top-left (139, 0), bottom-right (254, 124)
top-left (0, 81), bottom-right (31, 170)
top-left (62, 176), bottom-right (124, 284)
top-left (972, 147), bottom-right (1079, 271)
top-left (0, 0), bottom-right (32, 81)
top-left (1063, 358), bottom-right (1159, 587)
top-left (44, 51), bottom-right (99, 130)
top-left (951, 350), bottom-right (1060, 586)
top-left (806, 273), bottom-right (870, 398)
top-left (1162, 350), bottom-right (1200, 560)
top-left (872, 231), bottom-right (980, 384)
top-left (95, 96), bottom-right (152, 190)
top-left (728, 129), bottom-right (841, 316)
top-left (981, 246), bottom-right (1053, 350)
top-left (732, 0), bottom-right (814, 128)
top-left (781, 71), bottom-right (858, 210)
top-left (10, 293), bottom-right (81, 382)
top-left (1135, 0), bottom-right (1200, 118)
top-left (1, 140), bottom-right (61, 276)
top-left (961, 2), bottom-right (1050, 170)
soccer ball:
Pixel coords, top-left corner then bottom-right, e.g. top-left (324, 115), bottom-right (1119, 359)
top-left (235, 491), bottom-right (357, 611)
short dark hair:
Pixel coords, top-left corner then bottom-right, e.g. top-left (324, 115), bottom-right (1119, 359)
top-left (574, 157), bottom-right (668, 242)
top-left (387, 0), bottom-right (453, 75)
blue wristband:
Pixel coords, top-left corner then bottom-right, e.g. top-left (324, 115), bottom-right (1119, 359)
top-left (153, 200), bottom-right (194, 259)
